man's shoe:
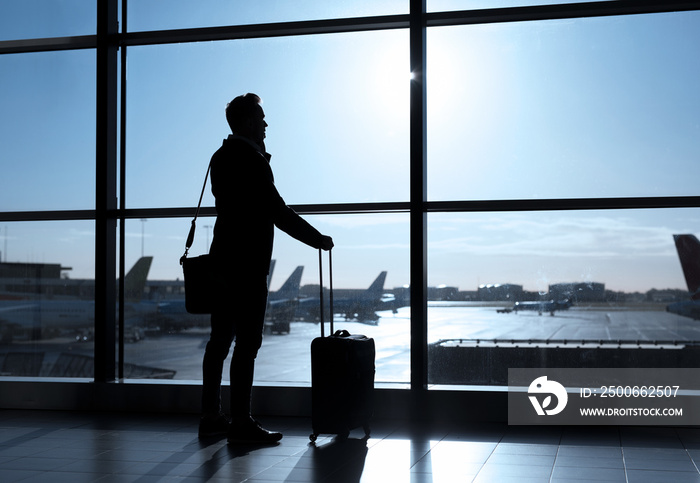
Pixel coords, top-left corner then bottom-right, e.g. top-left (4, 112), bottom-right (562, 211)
top-left (227, 419), bottom-right (283, 445)
top-left (198, 413), bottom-right (231, 438)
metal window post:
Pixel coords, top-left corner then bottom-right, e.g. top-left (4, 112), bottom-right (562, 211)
top-left (410, 0), bottom-right (428, 413)
top-left (95, 0), bottom-right (119, 383)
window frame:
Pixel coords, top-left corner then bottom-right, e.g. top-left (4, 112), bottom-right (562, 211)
top-left (0, 0), bottom-right (699, 401)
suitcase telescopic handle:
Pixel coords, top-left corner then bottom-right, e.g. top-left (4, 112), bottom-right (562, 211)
top-left (318, 248), bottom-right (333, 337)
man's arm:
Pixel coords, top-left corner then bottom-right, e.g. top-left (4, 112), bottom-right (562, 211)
top-left (272, 197), bottom-right (333, 251)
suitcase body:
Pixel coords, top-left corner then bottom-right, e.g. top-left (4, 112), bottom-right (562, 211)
top-left (309, 250), bottom-right (375, 442)
top-left (310, 330), bottom-right (375, 441)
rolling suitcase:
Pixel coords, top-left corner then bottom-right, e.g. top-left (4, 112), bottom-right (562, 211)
top-left (310, 249), bottom-right (375, 443)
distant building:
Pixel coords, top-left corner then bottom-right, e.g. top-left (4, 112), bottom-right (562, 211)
top-left (646, 288), bottom-right (689, 303)
top-left (549, 282), bottom-right (605, 302)
top-left (454, 290), bottom-right (478, 301)
top-left (428, 285), bottom-right (459, 301)
top-left (0, 262), bottom-right (85, 299)
top-left (477, 283), bottom-right (523, 301)
top-left (0, 262), bottom-right (70, 280)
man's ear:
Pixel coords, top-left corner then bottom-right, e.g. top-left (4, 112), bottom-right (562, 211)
top-left (238, 118), bottom-right (253, 137)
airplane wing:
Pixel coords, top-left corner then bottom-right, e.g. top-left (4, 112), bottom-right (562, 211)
top-left (0, 303), bottom-right (37, 312)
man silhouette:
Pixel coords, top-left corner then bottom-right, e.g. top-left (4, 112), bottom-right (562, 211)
top-left (199, 93), bottom-right (333, 444)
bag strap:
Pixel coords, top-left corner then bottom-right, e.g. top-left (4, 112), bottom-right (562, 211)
top-left (180, 162), bottom-right (212, 266)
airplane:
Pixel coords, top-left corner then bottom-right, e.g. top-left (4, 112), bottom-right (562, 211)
top-left (512, 298), bottom-right (572, 316)
top-left (265, 265), bottom-right (304, 334)
top-left (267, 259), bottom-right (276, 293)
top-left (0, 257), bottom-right (154, 342)
top-left (153, 263), bottom-right (304, 334)
top-left (296, 271), bottom-right (389, 324)
top-left (666, 234), bottom-right (700, 320)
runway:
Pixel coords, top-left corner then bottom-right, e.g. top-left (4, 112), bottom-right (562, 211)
top-left (121, 302), bottom-right (699, 386)
top-left (2, 302), bottom-right (696, 381)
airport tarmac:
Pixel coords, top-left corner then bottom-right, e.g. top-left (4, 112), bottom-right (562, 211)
top-left (121, 302), bottom-right (700, 385)
top-left (3, 303), bottom-right (698, 383)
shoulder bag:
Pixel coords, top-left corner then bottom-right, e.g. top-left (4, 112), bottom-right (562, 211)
top-left (179, 162), bottom-right (215, 314)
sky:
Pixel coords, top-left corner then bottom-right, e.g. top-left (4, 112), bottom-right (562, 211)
top-left (1, 3), bottom-right (699, 294)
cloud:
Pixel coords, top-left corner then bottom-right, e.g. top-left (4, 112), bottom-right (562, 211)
top-left (316, 214), bottom-right (408, 229)
top-left (429, 213), bottom-right (680, 260)
top-left (345, 242), bottom-right (409, 251)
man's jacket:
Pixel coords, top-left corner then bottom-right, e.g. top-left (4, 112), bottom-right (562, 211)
top-left (209, 135), bottom-right (325, 275)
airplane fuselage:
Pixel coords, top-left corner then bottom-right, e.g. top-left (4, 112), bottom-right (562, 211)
top-left (0, 300), bottom-right (157, 335)
top-left (513, 299), bottom-right (572, 316)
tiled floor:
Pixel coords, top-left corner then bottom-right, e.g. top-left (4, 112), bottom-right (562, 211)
top-left (2, 410), bottom-right (700, 482)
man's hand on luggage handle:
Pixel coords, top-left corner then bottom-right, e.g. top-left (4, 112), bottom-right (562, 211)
top-left (320, 236), bottom-right (334, 251)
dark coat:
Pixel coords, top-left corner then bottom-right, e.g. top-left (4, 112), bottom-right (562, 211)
top-left (209, 136), bottom-right (324, 275)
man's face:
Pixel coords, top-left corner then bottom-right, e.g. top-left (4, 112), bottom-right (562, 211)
top-left (248, 105), bottom-right (267, 147)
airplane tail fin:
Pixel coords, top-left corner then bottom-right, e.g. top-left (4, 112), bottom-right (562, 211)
top-left (267, 259), bottom-right (276, 290)
top-left (365, 271), bottom-right (388, 299)
top-left (124, 256), bottom-right (153, 302)
top-left (674, 235), bottom-right (700, 301)
top-left (276, 266), bottom-right (304, 300)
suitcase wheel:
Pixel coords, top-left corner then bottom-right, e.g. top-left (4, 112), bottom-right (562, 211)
top-left (309, 433), bottom-right (318, 443)
top-left (363, 424), bottom-right (371, 438)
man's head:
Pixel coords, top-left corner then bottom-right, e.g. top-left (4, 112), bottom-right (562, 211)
top-left (225, 93), bottom-right (267, 147)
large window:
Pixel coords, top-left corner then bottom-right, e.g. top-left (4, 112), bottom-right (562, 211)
top-left (425, 9), bottom-right (700, 386)
top-left (127, 0), bottom-right (408, 32)
top-left (0, 50), bottom-right (96, 211)
top-left (0, 221), bottom-right (95, 377)
top-left (427, 209), bottom-right (699, 385)
top-left (0, 1), bottom-right (96, 41)
top-left (125, 30), bottom-right (409, 208)
top-left (1, 1), bottom-right (699, 397)
top-left (123, 214), bottom-right (410, 385)
top-left (428, 12), bottom-right (700, 201)
top-left (428, 0), bottom-right (614, 11)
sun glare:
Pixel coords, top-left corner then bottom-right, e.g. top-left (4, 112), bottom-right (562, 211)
top-left (371, 44), bottom-right (410, 116)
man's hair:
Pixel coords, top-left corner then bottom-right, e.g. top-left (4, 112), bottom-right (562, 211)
top-left (225, 93), bottom-right (262, 133)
